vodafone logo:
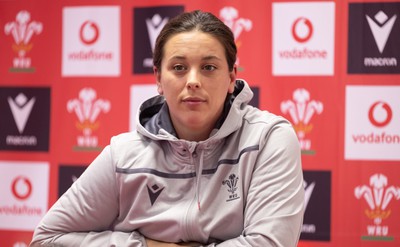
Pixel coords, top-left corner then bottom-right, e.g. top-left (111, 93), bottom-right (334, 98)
top-left (11, 176), bottom-right (32, 200)
top-left (62, 7), bottom-right (120, 76)
top-left (368, 101), bottom-right (393, 127)
top-left (272, 2), bottom-right (334, 75)
top-left (292, 17), bottom-right (313, 43)
top-left (79, 20), bottom-right (99, 45)
top-left (13, 242), bottom-right (27, 247)
top-left (0, 161), bottom-right (49, 230)
top-left (345, 86), bottom-right (400, 161)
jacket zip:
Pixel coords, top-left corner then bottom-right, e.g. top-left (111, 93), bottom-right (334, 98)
top-left (184, 145), bottom-right (200, 242)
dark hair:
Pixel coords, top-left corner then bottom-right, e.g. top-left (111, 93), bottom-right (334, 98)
top-left (153, 10), bottom-right (237, 72)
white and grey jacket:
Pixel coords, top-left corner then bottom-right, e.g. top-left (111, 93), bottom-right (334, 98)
top-left (30, 80), bottom-right (305, 247)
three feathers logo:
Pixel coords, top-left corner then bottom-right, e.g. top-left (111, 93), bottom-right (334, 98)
top-left (4, 10), bottom-right (42, 72)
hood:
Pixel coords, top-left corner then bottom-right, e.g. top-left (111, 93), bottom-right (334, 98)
top-left (135, 79), bottom-right (254, 142)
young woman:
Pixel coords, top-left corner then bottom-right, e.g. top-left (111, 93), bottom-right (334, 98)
top-left (30, 10), bottom-right (304, 247)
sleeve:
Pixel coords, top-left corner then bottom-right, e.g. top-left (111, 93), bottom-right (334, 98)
top-left (29, 145), bottom-right (147, 247)
top-left (206, 121), bottom-right (305, 247)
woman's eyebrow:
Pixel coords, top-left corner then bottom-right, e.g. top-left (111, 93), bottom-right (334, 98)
top-left (202, 55), bottom-right (222, 61)
top-left (167, 55), bottom-right (222, 62)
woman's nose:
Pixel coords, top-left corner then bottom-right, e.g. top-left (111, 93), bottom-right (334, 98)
top-left (187, 81), bottom-right (200, 89)
top-left (186, 70), bottom-right (201, 89)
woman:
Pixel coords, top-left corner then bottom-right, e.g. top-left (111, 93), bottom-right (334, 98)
top-left (30, 10), bottom-right (304, 247)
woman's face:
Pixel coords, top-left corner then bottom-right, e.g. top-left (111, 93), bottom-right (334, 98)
top-left (155, 30), bottom-right (236, 141)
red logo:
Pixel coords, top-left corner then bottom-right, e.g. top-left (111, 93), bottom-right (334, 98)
top-left (368, 101), bottom-right (392, 127)
top-left (292, 17), bottom-right (313, 43)
top-left (11, 176), bottom-right (32, 200)
top-left (79, 20), bottom-right (99, 45)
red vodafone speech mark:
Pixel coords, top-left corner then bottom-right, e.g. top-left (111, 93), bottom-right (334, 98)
top-left (79, 20), bottom-right (99, 45)
top-left (368, 101), bottom-right (392, 127)
top-left (292, 17), bottom-right (313, 43)
top-left (12, 176), bottom-right (32, 200)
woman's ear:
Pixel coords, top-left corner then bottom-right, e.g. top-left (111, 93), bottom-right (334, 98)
top-left (154, 66), bottom-right (163, 95)
top-left (228, 65), bottom-right (237, 93)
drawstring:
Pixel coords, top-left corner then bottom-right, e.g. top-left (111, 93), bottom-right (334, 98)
top-left (187, 143), bottom-right (205, 211)
top-left (196, 149), bottom-right (205, 211)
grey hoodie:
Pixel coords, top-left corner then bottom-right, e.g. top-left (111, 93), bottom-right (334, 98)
top-left (30, 80), bottom-right (304, 247)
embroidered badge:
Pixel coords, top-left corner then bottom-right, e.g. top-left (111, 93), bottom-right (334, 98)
top-left (222, 174), bottom-right (240, 202)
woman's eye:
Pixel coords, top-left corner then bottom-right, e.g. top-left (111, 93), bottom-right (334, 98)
top-left (173, 65), bottom-right (185, 71)
top-left (203, 65), bottom-right (216, 71)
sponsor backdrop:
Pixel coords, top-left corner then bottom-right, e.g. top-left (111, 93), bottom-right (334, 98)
top-left (0, 0), bottom-right (399, 246)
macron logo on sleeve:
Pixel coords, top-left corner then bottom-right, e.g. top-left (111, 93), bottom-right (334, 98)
top-left (147, 184), bottom-right (164, 206)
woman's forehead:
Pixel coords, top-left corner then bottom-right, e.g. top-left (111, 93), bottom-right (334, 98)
top-left (163, 31), bottom-right (224, 56)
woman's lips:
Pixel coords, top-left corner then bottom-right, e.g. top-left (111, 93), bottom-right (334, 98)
top-left (182, 97), bottom-right (206, 105)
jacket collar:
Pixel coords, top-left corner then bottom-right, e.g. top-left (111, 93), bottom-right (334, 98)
top-left (137, 79), bottom-right (252, 142)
